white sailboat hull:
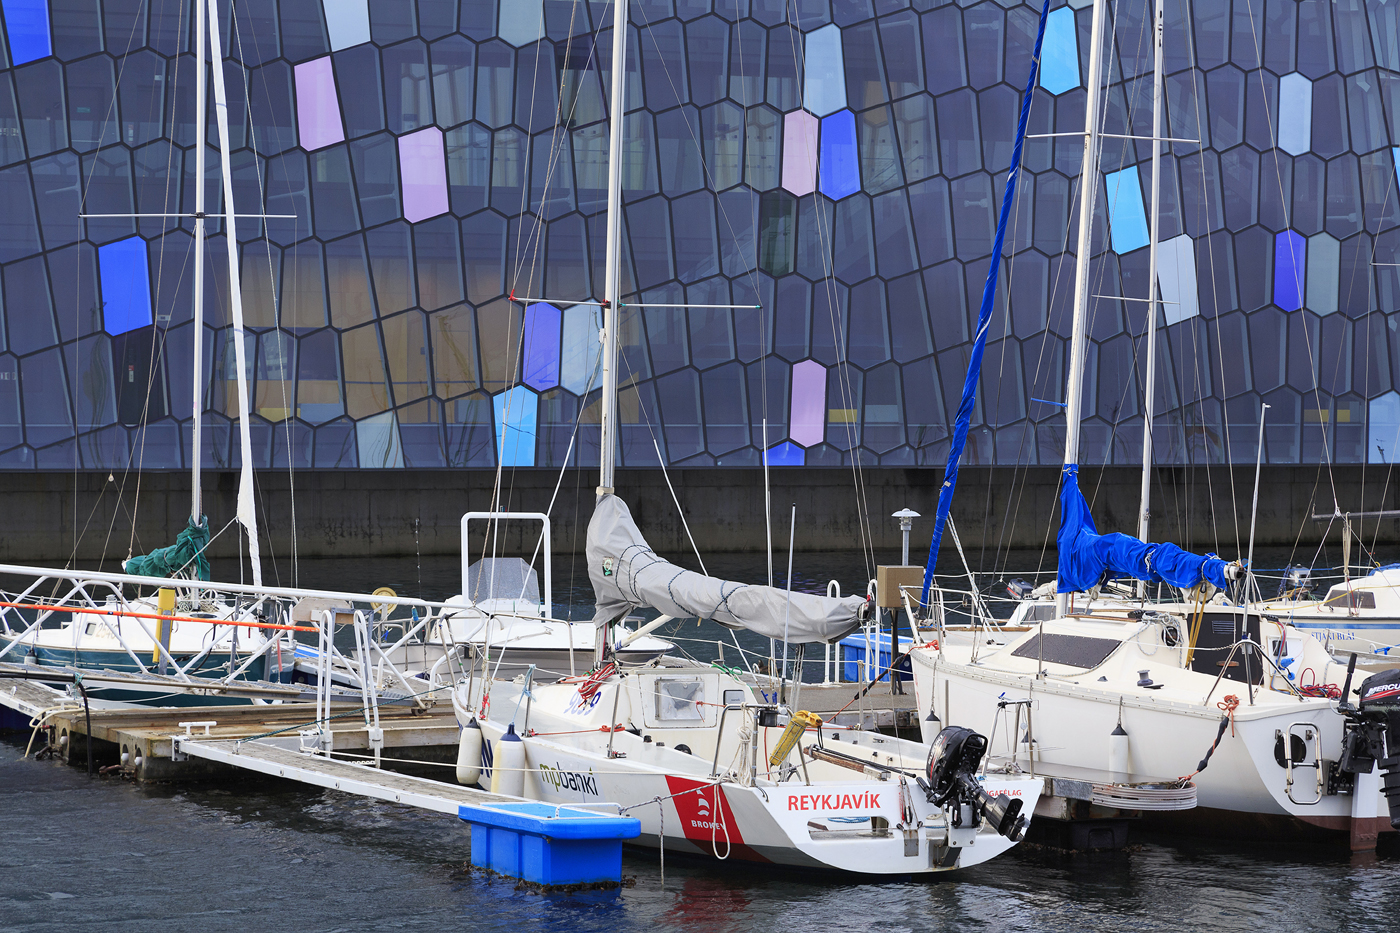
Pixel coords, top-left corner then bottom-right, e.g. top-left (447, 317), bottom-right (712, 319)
top-left (454, 667), bottom-right (1040, 874)
top-left (911, 643), bottom-right (1393, 845)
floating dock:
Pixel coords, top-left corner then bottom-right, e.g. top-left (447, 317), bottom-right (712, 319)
top-left (176, 735), bottom-right (497, 813)
top-left (795, 682), bottom-right (919, 731)
top-left (0, 662), bottom-right (460, 779)
top-left (0, 662), bottom-right (645, 885)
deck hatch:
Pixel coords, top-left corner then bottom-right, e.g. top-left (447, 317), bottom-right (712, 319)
top-left (1009, 633), bottom-right (1121, 668)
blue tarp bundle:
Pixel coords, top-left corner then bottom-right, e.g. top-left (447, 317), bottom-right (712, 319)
top-left (1056, 466), bottom-right (1232, 593)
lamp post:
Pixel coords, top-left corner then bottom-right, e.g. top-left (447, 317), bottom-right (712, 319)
top-left (893, 509), bottom-right (920, 566)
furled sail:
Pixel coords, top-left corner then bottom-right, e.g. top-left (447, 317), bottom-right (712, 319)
top-left (1057, 466), bottom-right (1235, 593)
top-left (123, 516), bottom-right (212, 581)
top-left (588, 495), bottom-right (866, 644)
top-left (920, 0), bottom-right (1052, 608)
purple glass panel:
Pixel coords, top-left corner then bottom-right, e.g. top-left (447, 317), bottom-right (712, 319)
top-left (766, 440), bottom-right (805, 465)
top-left (1274, 229), bottom-right (1305, 311)
top-left (294, 57), bottom-right (344, 151)
top-left (790, 359), bottom-right (826, 447)
top-left (522, 302), bottom-right (561, 390)
top-left (782, 110), bottom-right (818, 197)
top-left (819, 110), bottom-right (860, 200)
top-left (398, 127), bottom-right (449, 223)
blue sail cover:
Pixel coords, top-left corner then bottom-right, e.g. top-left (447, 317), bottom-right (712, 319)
top-left (921, 0), bottom-right (1052, 607)
top-left (1057, 466), bottom-right (1232, 592)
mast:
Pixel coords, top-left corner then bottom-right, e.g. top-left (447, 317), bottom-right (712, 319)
top-left (596, 0), bottom-right (628, 499)
top-left (1058, 0), bottom-right (1109, 616)
top-left (1136, 0), bottom-right (1165, 597)
top-left (190, 0), bottom-right (207, 525)
top-left (206, 0), bottom-right (263, 587)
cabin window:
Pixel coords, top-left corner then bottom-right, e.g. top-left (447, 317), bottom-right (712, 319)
top-left (1323, 588), bottom-right (1376, 609)
top-left (653, 679), bottom-right (704, 722)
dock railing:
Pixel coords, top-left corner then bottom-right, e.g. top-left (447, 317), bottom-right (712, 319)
top-left (0, 563), bottom-right (477, 756)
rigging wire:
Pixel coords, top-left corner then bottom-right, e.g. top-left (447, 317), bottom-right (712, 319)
top-left (784, 0), bottom-right (876, 581)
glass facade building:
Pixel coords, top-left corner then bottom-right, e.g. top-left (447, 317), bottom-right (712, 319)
top-left (0, 0), bottom-right (1396, 472)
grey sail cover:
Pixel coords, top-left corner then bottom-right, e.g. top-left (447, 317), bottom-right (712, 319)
top-left (588, 495), bottom-right (866, 644)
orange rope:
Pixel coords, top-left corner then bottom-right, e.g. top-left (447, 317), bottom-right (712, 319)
top-left (527, 725), bottom-right (628, 737)
top-left (1217, 693), bottom-right (1240, 737)
top-left (0, 600), bottom-right (316, 633)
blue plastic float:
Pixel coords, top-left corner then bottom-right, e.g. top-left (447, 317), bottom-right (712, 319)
top-left (458, 801), bottom-right (640, 886)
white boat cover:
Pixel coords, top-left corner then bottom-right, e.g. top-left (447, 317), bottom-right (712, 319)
top-left (587, 495), bottom-right (866, 644)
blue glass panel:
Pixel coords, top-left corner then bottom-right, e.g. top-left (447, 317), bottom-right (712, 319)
top-left (1274, 230), bottom-right (1305, 312)
top-left (0, 356), bottom-right (21, 448)
top-left (819, 110), bottom-right (859, 200)
top-left (1277, 73), bottom-right (1312, 156)
top-left (803, 24), bottom-right (845, 117)
top-left (334, 46), bottom-right (385, 137)
top-left (522, 302), bottom-right (561, 390)
top-left (3, 257), bottom-right (56, 354)
top-left (98, 237), bottom-right (154, 336)
top-left (1104, 166), bottom-right (1150, 254)
top-left (626, 197), bottom-right (674, 288)
top-left (498, 0), bottom-right (543, 46)
top-left (21, 349), bottom-right (72, 447)
top-left (1039, 8), bottom-right (1078, 95)
top-left (323, 0), bottom-right (370, 52)
top-left (493, 385), bottom-right (537, 466)
top-left (3, 0), bottom-right (51, 66)
top-left (672, 191), bottom-right (719, 282)
top-left (356, 411), bottom-right (404, 468)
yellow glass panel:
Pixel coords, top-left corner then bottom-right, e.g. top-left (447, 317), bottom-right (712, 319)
top-left (241, 249), bottom-right (279, 328)
top-left (475, 299), bottom-right (522, 391)
top-left (382, 311), bottom-right (430, 404)
top-left (281, 247), bottom-right (327, 329)
top-left (326, 239), bottom-right (375, 327)
top-left (431, 304), bottom-right (478, 398)
top-left (342, 324), bottom-right (390, 418)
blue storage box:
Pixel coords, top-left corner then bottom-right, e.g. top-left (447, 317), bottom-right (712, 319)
top-left (459, 801), bottom-right (641, 886)
top-left (838, 630), bottom-right (913, 682)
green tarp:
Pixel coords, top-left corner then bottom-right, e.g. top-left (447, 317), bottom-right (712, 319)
top-left (123, 516), bottom-right (212, 581)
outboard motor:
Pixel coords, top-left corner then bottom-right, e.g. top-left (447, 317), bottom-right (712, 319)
top-left (1338, 658), bottom-right (1400, 829)
top-left (920, 725), bottom-right (1027, 841)
top-left (1278, 564), bottom-right (1313, 599)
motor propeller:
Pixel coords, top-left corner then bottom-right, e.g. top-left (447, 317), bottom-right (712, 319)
top-left (922, 725), bottom-right (1028, 842)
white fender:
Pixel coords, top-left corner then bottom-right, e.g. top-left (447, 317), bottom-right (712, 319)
top-left (456, 717), bottom-right (483, 786)
top-left (489, 724), bottom-right (526, 797)
top-left (1108, 723), bottom-right (1130, 777)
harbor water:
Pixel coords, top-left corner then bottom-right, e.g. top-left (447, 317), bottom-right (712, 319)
top-left (5, 732), bottom-right (1399, 933)
top-left (4, 549), bottom-right (1399, 931)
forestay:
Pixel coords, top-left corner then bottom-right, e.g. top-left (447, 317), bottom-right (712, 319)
top-left (1057, 466), bottom-right (1234, 593)
top-left (587, 495), bottom-right (866, 644)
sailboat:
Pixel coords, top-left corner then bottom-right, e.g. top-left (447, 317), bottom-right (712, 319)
top-left (907, 0), bottom-right (1400, 849)
top-left (447, 0), bottom-right (1052, 874)
top-left (0, 0), bottom-right (287, 689)
top-left (1257, 513), bottom-right (1400, 658)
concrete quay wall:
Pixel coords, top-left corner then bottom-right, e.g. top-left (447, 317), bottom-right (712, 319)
top-left (0, 466), bottom-right (1393, 563)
